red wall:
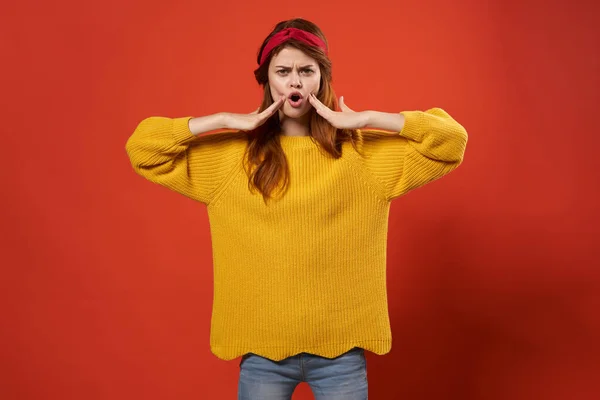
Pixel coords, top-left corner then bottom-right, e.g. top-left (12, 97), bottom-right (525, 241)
top-left (2, 0), bottom-right (598, 399)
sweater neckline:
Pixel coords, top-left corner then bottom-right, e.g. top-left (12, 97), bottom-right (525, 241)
top-left (278, 134), bottom-right (318, 149)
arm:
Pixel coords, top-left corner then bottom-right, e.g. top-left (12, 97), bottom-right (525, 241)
top-left (188, 113), bottom-right (230, 136)
top-left (363, 108), bottom-right (467, 163)
top-left (125, 99), bottom-right (287, 203)
top-left (125, 116), bottom-right (244, 204)
top-left (362, 111), bottom-right (406, 133)
top-left (358, 108), bottom-right (468, 200)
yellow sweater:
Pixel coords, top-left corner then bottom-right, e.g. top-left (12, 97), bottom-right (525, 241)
top-left (125, 108), bottom-right (467, 361)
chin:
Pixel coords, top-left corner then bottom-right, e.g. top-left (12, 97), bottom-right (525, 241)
top-left (282, 105), bottom-right (311, 119)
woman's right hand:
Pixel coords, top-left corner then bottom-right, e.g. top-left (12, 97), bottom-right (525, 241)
top-left (222, 96), bottom-right (286, 131)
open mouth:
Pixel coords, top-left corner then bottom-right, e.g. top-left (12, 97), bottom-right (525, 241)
top-left (288, 92), bottom-right (303, 107)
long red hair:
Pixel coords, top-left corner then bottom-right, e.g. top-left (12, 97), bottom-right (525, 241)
top-left (244, 18), bottom-right (360, 203)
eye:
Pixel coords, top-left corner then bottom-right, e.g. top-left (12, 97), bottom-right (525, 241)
top-left (301, 69), bottom-right (314, 75)
top-left (276, 70), bottom-right (289, 75)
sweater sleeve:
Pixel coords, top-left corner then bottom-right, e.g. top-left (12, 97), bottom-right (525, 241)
top-left (125, 116), bottom-right (246, 205)
top-left (357, 108), bottom-right (468, 201)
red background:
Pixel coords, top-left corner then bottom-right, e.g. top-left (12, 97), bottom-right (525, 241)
top-left (2, 0), bottom-right (599, 399)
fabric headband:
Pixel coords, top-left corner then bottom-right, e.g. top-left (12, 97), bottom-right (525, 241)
top-left (259, 27), bottom-right (328, 66)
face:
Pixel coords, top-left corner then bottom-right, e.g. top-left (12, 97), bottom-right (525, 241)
top-left (268, 46), bottom-right (321, 120)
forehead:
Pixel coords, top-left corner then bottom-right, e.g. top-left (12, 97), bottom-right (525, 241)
top-left (270, 46), bottom-right (317, 66)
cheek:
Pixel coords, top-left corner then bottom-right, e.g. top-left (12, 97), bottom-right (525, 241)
top-left (268, 83), bottom-right (277, 98)
top-left (310, 74), bottom-right (321, 91)
top-left (269, 78), bottom-right (284, 95)
top-left (311, 75), bottom-right (321, 87)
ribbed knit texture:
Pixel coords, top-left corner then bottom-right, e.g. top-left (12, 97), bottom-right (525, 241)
top-left (125, 108), bottom-right (468, 361)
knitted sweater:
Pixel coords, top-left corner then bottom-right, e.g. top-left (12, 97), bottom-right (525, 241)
top-left (125, 108), bottom-right (467, 361)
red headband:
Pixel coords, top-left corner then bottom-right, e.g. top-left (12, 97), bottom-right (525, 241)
top-left (259, 27), bottom-right (328, 66)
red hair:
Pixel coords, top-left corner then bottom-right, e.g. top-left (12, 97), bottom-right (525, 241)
top-left (244, 18), bottom-right (361, 204)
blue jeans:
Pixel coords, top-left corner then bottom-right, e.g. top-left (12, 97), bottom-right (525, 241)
top-left (238, 347), bottom-right (368, 400)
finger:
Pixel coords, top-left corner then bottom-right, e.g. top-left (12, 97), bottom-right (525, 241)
top-left (260, 96), bottom-right (285, 117)
top-left (339, 96), bottom-right (354, 112)
top-left (308, 93), bottom-right (326, 113)
top-left (309, 93), bottom-right (333, 119)
top-left (308, 92), bottom-right (323, 107)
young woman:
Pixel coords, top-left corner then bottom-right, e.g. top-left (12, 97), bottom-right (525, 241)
top-left (126, 18), bottom-right (468, 400)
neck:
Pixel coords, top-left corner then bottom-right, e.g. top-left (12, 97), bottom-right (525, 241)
top-left (278, 110), bottom-right (311, 137)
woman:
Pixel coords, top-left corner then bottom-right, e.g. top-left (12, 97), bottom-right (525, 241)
top-left (126, 18), bottom-right (468, 400)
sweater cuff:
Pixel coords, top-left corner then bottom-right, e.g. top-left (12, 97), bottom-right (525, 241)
top-left (172, 116), bottom-right (196, 144)
top-left (398, 111), bottom-right (425, 142)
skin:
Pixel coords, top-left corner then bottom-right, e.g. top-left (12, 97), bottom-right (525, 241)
top-left (188, 45), bottom-right (406, 137)
top-left (268, 46), bottom-right (322, 137)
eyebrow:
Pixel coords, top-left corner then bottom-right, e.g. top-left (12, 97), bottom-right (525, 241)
top-left (274, 65), bottom-right (316, 69)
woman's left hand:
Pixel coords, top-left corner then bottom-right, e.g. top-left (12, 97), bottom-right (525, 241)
top-left (308, 94), bottom-right (369, 129)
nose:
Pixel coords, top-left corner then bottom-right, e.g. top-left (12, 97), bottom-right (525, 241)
top-left (289, 71), bottom-right (302, 88)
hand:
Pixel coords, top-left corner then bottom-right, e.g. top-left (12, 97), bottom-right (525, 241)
top-left (308, 94), bottom-right (368, 129)
top-left (223, 96), bottom-right (286, 131)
